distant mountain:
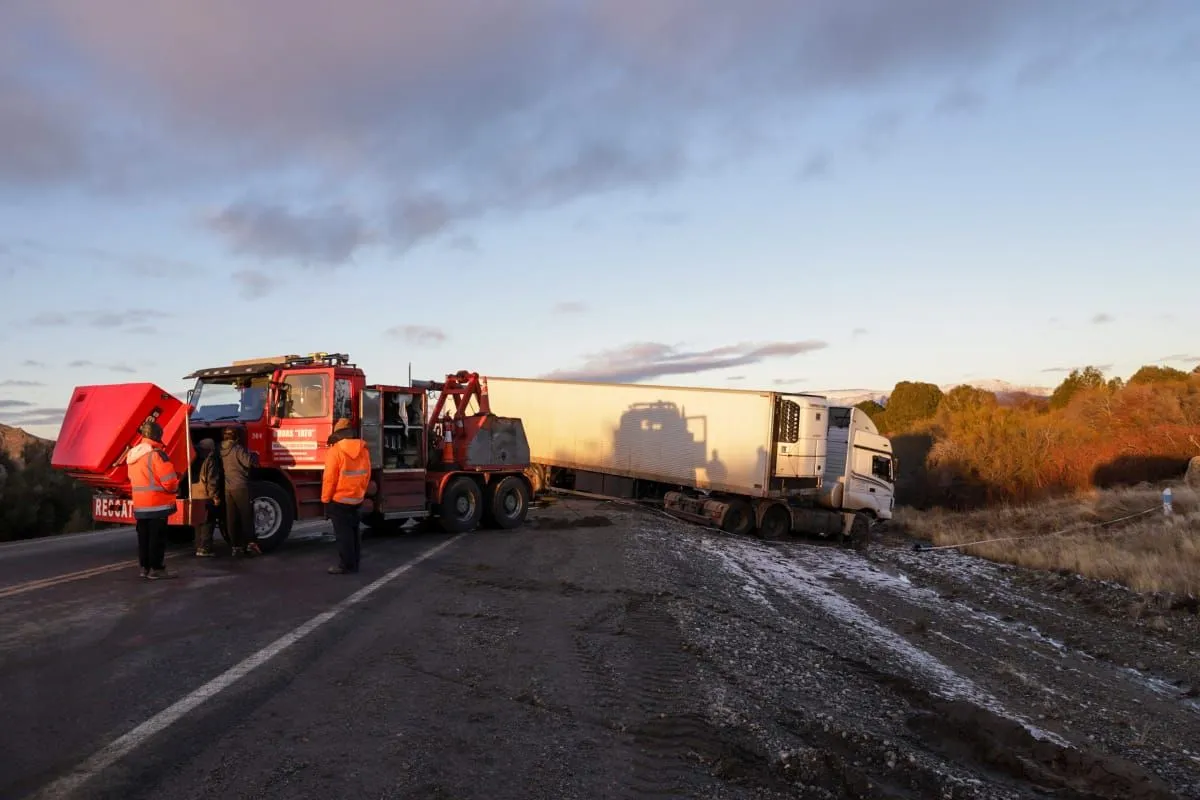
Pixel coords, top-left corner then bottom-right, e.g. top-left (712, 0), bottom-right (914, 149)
top-left (811, 380), bottom-right (1052, 408)
top-left (0, 423), bottom-right (51, 466)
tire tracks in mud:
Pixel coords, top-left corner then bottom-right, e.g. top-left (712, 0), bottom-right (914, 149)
top-left (682, 529), bottom-right (1186, 799)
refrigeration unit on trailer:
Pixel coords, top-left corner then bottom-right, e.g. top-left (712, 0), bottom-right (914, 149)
top-left (482, 376), bottom-right (895, 541)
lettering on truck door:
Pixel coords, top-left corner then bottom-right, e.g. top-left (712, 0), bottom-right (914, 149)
top-left (273, 372), bottom-right (333, 466)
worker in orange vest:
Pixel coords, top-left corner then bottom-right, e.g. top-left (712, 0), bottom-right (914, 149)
top-left (127, 420), bottom-right (181, 579)
top-left (321, 418), bottom-right (371, 574)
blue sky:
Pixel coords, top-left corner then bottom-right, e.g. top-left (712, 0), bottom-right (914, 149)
top-left (2, 1), bottom-right (1199, 439)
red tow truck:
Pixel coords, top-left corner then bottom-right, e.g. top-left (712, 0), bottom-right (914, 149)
top-left (50, 352), bottom-right (534, 550)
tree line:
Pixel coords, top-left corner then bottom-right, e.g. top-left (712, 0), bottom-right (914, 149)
top-left (0, 440), bottom-right (93, 542)
top-left (859, 364), bottom-right (1200, 509)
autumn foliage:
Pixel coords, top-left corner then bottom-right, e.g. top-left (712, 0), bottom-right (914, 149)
top-left (861, 365), bottom-right (1200, 508)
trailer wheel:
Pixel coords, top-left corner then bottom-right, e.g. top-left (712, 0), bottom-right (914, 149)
top-left (485, 475), bottom-right (530, 530)
top-left (759, 504), bottom-right (791, 540)
top-left (721, 499), bottom-right (754, 536)
top-left (438, 476), bottom-right (484, 533)
top-left (251, 480), bottom-right (294, 553)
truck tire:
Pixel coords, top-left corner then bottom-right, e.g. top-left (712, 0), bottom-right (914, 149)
top-left (438, 476), bottom-right (484, 533)
top-left (845, 512), bottom-right (871, 548)
top-left (721, 499), bottom-right (754, 536)
top-left (251, 480), bottom-right (294, 553)
top-left (485, 475), bottom-right (530, 530)
top-left (759, 504), bottom-right (791, 540)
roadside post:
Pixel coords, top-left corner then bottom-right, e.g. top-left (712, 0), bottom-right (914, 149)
top-left (1163, 487), bottom-right (1173, 517)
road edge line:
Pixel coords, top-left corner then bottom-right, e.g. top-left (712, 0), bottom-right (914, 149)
top-left (28, 533), bottom-right (466, 799)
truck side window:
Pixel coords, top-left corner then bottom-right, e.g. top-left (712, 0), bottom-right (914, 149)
top-left (334, 378), bottom-right (353, 420)
top-left (284, 374), bottom-right (328, 419)
top-left (871, 455), bottom-right (892, 482)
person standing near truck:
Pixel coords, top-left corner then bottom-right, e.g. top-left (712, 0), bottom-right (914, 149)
top-left (321, 418), bottom-right (371, 574)
top-left (220, 427), bottom-right (261, 557)
top-left (127, 420), bottom-right (180, 579)
top-left (190, 438), bottom-right (223, 557)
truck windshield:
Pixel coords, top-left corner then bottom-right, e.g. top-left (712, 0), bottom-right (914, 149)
top-left (190, 378), bottom-right (269, 422)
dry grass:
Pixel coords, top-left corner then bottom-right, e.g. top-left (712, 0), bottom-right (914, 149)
top-left (895, 483), bottom-right (1200, 596)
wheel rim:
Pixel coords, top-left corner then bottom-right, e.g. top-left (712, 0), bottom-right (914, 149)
top-left (763, 509), bottom-right (789, 538)
top-left (454, 492), bottom-right (476, 520)
top-left (254, 496), bottom-right (282, 539)
top-left (502, 489), bottom-right (520, 515)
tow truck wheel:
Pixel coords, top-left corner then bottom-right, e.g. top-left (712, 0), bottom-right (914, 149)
top-left (485, 475), bottom-right (530, 530)
top-left (251, 481), bottom-right (294, 553)
top-left (438, 476), bottom-right (484, 533)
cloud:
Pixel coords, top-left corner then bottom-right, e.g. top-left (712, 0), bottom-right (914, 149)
top-left (1091, 312), bottom-right (1114, 324)
top-left (0, 406), bottom-right (69, 429)
top-left (1, 1), bottom-right (1165, 250)
top-left (232, 269), bottom-right (275, 299)
top-left (725, 375), bottom-right (746, 382)
top-left (552, 301), bottom-right (589, 314)
top-left (0, 379), bottom-right (44, 387)
top-left (447, 234), bottom-right (479, 253)
top-left (29, 312), bottom-right (70, 326)
top-left (28, 308), bottom-right (170, 332)
top-left (21, 360), bottom-right (46, 368)
top-left (0, 238), bottom-right (199, 279)
top-left (852, 327), bottom-right (868, 338)
top-left (206, 200), bottom-right (371, 265)
top-left (857, 109), bottom-right (905, 155)
top-left (544, 340), bottom-right (827, 383)
top-left (774, 378), bottom-right (807, 386)
top-left (934, 85), bottom-right (986, 114)
top-left (798, 151), bottom-right (832, 182)
top-left (639, 210), bottom-right (688, 227)
top-left (386, 324), bottom-right (447, 346)
top-left (1160, 353), bottom-right (1200, 364)
top-left (0, 400), bottom-right (34, 409)
top-left (66, 360), bottom-right (137, 373)
top-left (1040, 364), bottom-right (1113, 374)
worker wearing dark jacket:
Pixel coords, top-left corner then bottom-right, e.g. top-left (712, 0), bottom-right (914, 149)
top-left (127, 421), bottom-right (180, 579)
top-left (190, 438), bottom-right (223, 557)
top-left (220, 428), bottom-right (261, 557)
top-left (321, 418), bottom-right (371, 574)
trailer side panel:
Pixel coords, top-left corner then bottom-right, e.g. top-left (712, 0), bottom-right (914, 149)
top-left (485, 377), bottom-right (778, 497)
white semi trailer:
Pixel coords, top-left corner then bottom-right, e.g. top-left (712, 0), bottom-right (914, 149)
top-left (481, 376), bottom-right (896, 541)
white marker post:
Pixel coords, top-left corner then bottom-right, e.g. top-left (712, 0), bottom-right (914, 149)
top-left (1163, 487), bottom-right (1173, 517)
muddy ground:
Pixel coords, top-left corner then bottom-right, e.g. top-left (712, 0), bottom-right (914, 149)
top-left (526, 496), bottom-right (1200, 799)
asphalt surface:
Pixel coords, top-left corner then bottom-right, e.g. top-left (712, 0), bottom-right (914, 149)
top-left (1, 499), bottom-right (1197, 800)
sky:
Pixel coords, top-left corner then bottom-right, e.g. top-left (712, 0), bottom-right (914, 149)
top-left (2, 1), bottom-right (1199, 440)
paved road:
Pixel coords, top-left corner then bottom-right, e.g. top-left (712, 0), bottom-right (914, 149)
top-left (1, 499), bottom-right (1195, 799)
top-left (0, 518), bottom-right (445, 800)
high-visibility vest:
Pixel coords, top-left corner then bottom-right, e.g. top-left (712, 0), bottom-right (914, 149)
top-left (129, 439), bottom-right (181, 518)
top-left (321, 438), bottom-right (371, 505)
